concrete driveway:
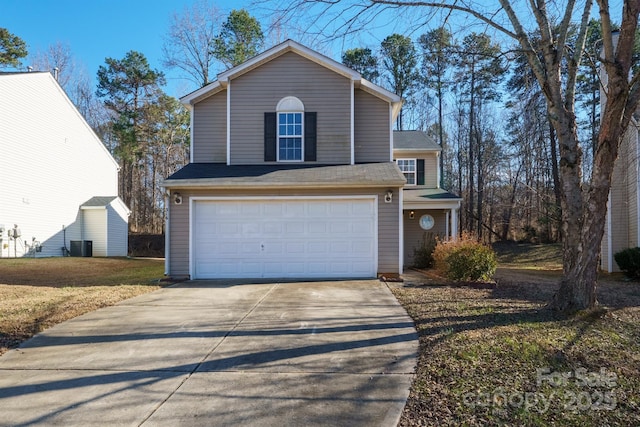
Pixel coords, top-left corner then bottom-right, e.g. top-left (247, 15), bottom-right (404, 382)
top-left (0, 280), bottom-right (417, 426)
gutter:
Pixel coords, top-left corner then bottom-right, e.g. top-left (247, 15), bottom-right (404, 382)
top-left (161, 180), bottom-right (406, 190)
top-left (164, 189), bottom-right (170, 277)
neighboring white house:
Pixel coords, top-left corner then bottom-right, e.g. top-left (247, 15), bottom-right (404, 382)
top-left (0, 71), bottom-right (129, 258)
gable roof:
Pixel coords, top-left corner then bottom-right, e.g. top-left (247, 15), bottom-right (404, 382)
top-left (180, 39), bottom-right (402, 117)
top-left (163, 162), bottom-right (406, 189)
top-left (80, 196), bottom-right (130, 213)
top-left (0, 72), bottom-right (119, 169)
top-left (81, 196), bottom-right (119, 207)
top-left (393, 131), bottom-right (441, 151)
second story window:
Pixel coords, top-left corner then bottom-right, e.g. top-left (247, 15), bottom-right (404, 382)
top-left (265, 96), bottom-right (316, 163)
top-left (276, 96), bottom-right (305, 162)
top-left (278, 112), bottom-right (303, 161)
top-left (396, 159), bottom-right (416, 185)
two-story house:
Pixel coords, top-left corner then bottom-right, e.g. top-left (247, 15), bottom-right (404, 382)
top-left (393, 130), bottom-right (461, 267)
top-left (0, 71), bottom-right (129, 258)
top-left (164, 40), bottom-right (460, 279)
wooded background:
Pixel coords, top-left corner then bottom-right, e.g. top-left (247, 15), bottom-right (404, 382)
top-left (0, 8), bottom-right (612, 243)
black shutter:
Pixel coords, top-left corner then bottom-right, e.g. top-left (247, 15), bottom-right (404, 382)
top-left (417, 159), bottom-right (425, 185)
top-left (264, 112), bottom-right (276, 161)
top-left (304, 112), bottom-right (317, 161)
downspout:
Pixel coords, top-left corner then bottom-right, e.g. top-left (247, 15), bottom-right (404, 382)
top-left (445, 210), bottom-right (450, 240)
top-left (399, 188), bottom-right (404, 274)
top-left (350, 79), bottom-right (355, 165)
top-left (189, 108), bottom-right (194, 163)
top-left (164, 189), bottom-right (170, 276)
top-left (226, 82), bottom-right (231, 165)
top-left (389, 104), bottom-right (394, 161)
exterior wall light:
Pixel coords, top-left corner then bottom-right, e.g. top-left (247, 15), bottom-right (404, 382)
top-left (173, 192), bottom-right (183, 205)
top-left (384, 190), bottom-right (393, 203)
top-left (409, 210), bottom-right (415, 219)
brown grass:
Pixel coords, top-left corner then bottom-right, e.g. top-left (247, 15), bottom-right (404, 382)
top-left (393, 244), bottom-right (640, 426)
top-left (0, 257), bottom-right (165, 355)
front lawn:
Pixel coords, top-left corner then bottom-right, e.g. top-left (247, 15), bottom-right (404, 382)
top-left (0, 257), bottom-right (165, 355)
top-left (393, 245), bottom-right (640, 426)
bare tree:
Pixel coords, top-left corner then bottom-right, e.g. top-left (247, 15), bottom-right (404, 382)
top-left (30, 41), bottom-right (74, 88)
top-left (162, 0), bottom-right (224, 88)
top-left (274, 0), bottom-right (640, 312)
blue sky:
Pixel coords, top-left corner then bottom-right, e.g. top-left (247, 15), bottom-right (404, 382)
top-left (3, 0), bottom-right (447, 97)
top-left (3, 0), bottom-right (255, 97)
top-left (4, 1), bottom-right (617, 99)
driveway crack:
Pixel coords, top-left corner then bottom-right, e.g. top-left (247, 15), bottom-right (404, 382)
top-left (138, 283), bottom-right (279, 426)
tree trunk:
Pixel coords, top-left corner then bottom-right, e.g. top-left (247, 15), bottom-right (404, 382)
top-left (548, 120), bottom-right (562, 241)
top-left (502, 161), bottom-right (522, 240)
top-left (550, 66), bottom-right (629, 311)
top-left (467, 68), bottom-right (476, 233)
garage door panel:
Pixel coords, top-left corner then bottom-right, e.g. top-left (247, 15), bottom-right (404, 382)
top-left (193, 198), bottom-right (377, 279)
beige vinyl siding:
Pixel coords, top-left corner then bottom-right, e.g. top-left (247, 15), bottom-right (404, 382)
top-left (167, 186), bottom-right (401, 278)
top-left (423, 155), bottom-right (439, 188)
top-left (393, 151), bottom-right (439, 188)
top-left (354, 89), bottom-right (391, 162)
top-left (169, 197), bottom-right (190, 277)
top-left (377, 188), bottom-right (401, 273)
top-left (229, 52), bottom-right (351, 164)
top-left (403, 210), bottom-right (447, 267)
top-left (192, 90), bottom-right (227, 163)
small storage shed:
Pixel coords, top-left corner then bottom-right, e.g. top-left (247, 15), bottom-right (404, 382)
top-left (80, 196), bottom-right (130, 257)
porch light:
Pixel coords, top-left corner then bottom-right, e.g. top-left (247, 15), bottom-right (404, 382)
top-left (409, 211), bottom-right (415, 219)
top-left (384, 190), bottom-right (393, 203)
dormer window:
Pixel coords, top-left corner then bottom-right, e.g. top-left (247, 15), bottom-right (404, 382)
top-left (277, 96), bottom-right (304, 162)
top-left (396, 159), bottom-right (416, 185)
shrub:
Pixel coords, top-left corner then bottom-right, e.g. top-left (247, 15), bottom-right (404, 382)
top-left (614, 247), bottom-right (640, 279)
top-left (413, 232), bottom-right (437, 268)
top-left (433, 233), bottom-right (497, 282)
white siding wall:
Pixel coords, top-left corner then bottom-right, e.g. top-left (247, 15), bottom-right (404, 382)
top-left (0, 73), bottom-right (119, 257)
top-left (82, 209), bottom-right (107, 256)
top-left (107, 203), bottom-right (129, 256)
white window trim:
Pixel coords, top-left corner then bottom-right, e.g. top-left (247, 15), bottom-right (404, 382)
top-left (277, 111), bottom-right (304, 162)
top-left (396, 158), bottom-right (417, 186)
top-left (276, 96), bottom-right (305, 163)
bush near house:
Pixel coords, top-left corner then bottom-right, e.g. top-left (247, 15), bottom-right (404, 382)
top-left (433, 233), bottom-right (497, 282)
top-left (614, 247), bottom-right (640, 279)
top-left (412, 232), bottom-right (438, 269)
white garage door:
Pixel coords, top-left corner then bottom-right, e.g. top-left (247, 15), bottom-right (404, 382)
top-left (192, 197), bottom-right (377, 279)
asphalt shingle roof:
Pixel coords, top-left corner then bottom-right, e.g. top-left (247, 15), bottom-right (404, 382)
top-left (403, 187), bottom-right (462, 202)
top-left (80, 196), bottom-right (118, 207)
top-left (393, 131), bottom-right (441, 151)
top-left (164, 163), bottom-right (406, 188)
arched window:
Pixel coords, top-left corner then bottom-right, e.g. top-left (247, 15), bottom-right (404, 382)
top-left (276, 96), bottom-right (304, 161)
